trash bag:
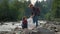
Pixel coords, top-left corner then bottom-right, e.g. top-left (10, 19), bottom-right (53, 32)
top-left (27, 17), bottom-right (36, 30)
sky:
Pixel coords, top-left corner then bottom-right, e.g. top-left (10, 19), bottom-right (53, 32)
top-left (27, 0), bottom-right (46, 5)
top-left (18, 0), bottom-right (46, 5)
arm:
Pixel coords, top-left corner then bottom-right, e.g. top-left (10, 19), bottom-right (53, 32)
top-left (37, 8), bottom-right (40, 16)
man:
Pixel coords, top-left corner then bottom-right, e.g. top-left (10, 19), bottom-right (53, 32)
top-left (28, 4), bottom-right (40, 27)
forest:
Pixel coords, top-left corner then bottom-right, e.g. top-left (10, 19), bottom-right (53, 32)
top-left (0, 0), bottom-right (60, 22)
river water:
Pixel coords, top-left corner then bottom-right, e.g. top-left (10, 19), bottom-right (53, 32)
top-left (0, 17), bottom-right (47, 31)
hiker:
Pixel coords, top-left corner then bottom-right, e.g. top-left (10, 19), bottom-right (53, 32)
top-left (28, 4), bottom-right (40, 27)
top-left (22, 16), bottom-right (28, 29)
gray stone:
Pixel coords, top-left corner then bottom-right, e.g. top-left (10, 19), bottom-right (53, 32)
top-left (31, 27), bottom-right (55, 34)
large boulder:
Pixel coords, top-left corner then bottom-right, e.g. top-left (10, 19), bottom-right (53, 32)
top-left (21, 27), bottom-right (55, 34)
top-left (31, 27), bottom-right (55, 34)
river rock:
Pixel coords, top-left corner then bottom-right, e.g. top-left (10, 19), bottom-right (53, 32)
top-left (30, 27), bottom-right (55, 34)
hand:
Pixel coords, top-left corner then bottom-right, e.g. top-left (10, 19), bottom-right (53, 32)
top-left (30, 16), bottom-right (33, 18)
top-left (32, 14), bottom-right (35, 17)
top-left (30, 15), bottom-right (34, 18)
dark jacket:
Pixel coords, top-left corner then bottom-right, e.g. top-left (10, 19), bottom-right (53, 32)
top-left (22, 19), bottom-right (27, 24)
top-left (22, 19), bottom-right (28, 29)
top-left (32, 7), bottom-right (40, 16)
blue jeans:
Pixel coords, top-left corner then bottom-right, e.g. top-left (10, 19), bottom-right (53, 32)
top-left (33, 15), bottom-right (38, 27)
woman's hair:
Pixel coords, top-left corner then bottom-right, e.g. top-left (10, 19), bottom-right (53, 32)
top-left (22, 16), bottom-right (27, 20)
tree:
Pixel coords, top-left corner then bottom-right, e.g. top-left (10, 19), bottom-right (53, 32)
top-left (0, 0), bottom-right (9, 21)
top-left (51, 0), bottom-right (60, 19)
top-left (25, 0), bottom-right (31, 17)
top-left (45, 0), bottom-right (60, 21)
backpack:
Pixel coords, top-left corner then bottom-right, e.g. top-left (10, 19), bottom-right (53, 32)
top-left (32, 7), bottom-right (40, 16)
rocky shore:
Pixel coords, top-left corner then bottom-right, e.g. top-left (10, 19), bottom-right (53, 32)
top-left (0, 21), bottom-right (60, 34)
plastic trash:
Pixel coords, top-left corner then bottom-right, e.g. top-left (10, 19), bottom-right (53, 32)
top-left (27, 17), bottom-right (36, 30)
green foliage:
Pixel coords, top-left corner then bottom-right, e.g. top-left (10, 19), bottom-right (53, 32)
top-left (45, 0), bottom-right (60, 21)
top-left (51, 0), bottom-right (60, 19)
top-left (45, 12), bottom-right (51, 20)
top-left (0, 0), bottom-right (59, 22)
top-left (0, 0), bottom-right (28, 22)
top-left (0, 0), bottom-right (9, 21)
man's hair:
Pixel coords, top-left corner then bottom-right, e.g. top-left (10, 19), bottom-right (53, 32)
top-left (28, 4), bottom-right (33, 7)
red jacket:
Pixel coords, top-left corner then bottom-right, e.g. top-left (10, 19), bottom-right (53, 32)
top-left (22, 20), bottom-right (27, 24)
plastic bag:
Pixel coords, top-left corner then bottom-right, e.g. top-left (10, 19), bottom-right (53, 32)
top-left (27, 17), bottom-right (36, 30)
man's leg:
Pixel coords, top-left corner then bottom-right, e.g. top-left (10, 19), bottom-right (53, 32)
top-left (36, 20), bottom-right (38, 27)
top-left (35, 16), bottom-right (38, 27)
top-left (33, 15), bottom-right (38, 27)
